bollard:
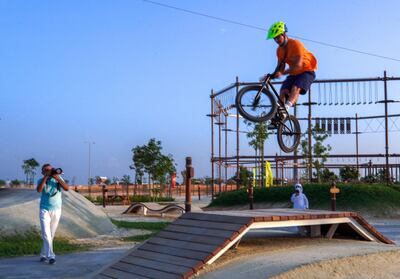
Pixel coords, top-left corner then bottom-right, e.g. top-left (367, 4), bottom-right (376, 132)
top-left (198, 184), bottom-right (201, 200)
top-left (248, 182), bottom-right (254, 210)
top-left (330, 182), bottom-right (340, 211)
top-left (102, 184), bottom-right (107, 208)
top-left (185, 157), bottom-right (194, 212)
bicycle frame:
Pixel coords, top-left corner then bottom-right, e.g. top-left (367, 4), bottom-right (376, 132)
top-left (254, 74), bottom-right (289, 115)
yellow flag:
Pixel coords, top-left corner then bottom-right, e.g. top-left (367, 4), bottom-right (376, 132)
top-left (265, 161), bottom-right (273, 187)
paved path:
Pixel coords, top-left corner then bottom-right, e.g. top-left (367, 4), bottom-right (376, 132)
top-left (0, 246), bottom-right (133, 279)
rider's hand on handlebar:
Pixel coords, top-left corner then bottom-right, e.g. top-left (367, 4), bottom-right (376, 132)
top-left (272, 71), bottom-right (283, 79)
top-left (259, 74), bottom-right (269, 82)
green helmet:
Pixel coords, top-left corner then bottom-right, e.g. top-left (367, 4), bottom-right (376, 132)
top-left (267, 21), bottom-right (287, 39)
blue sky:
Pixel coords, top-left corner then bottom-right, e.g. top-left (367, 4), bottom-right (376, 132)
top-left (1, 0), bottom-right (399, 184)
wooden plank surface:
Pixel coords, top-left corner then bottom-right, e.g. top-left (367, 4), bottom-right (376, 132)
top-left (147, 237), bottom-right (218, 253)
top-left (173, 219), bottom-right (245, 231)
top-left (164, 224), bottom-right (239, 239)
top-left (139, 243), bottom-right (210, 261)
top-left (181, 212), bottom-right (252, 225)
top-left (113, 262), bottom-right (182, 279)
top-left (92, 274), bottom-right (113, 279)
top-left (93, 209), bottom-right (393, 279)
top-left (100, 267), bottom-right (150, 279)
top-left (121, 256), bottom-right (194, 278)
top-left (131, 250), bottom-right (202, 270)
top-left (156, 230), bottom-right (230, 246)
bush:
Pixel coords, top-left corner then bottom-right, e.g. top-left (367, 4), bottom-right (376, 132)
top-left (320, 168), bottom-right (338, 182)
top-left (210, 183), bottom-right (400, 214)
top-left (0, 180), bottom-right (5, 186)
top-left (339, 166), bottom-right (359, 181)
top-left (10, 179), bottom-right (20, 186)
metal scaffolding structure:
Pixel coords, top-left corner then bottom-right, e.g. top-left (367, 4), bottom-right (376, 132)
top-left (209, 72), bottom-right (400, 196)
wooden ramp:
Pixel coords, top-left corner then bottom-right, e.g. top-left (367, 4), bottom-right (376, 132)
top-left (93, 209), bottom-right (394, 279)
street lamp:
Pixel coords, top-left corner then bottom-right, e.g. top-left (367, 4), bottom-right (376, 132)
top-left (84, 141), bottom-right (95, 196)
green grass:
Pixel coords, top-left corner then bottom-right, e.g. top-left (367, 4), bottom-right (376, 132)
top-left (0, 229), bottom-right (90, 258)
top-left (111, 219), bottom-right (170, 243)
top-left (111, 219), bottom-right (170, 231)
top-left (209, 183), bottom-right (400, 216)
top-left (121, 233), bottom-right (156, 242)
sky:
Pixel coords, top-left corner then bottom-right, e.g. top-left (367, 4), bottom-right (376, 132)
top-left (1, 0), bottom-right (400, 184)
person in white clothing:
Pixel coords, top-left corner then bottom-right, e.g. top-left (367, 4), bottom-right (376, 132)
top-left (37, 163), bottom-right (69, 264)
top-left (290, 183), bottom-right (309, 209)
top-left (290, 183), bottom-right (309, 236)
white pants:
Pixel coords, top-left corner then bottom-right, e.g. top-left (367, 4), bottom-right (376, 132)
top-left (39, 209), bottom-right (61, 259)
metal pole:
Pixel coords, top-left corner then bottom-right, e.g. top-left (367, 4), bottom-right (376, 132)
top-left (383, 71), bottom-right (390, 185)
top-left (236, 76), bottom-right (240, 190)
top-left (218, 113), bottom-right (222, 193)
top-left (185, 157), bottom-right (193, 212)
top-left (275, 153), bottom-right (279, 184)
top-left (308, 89), bottom-right (313, 182)
top-left (355, 113), bottom-right (360, 179)
top-left (225, 115), bottom-right (228, 191)
top-left (293, 105), bottom-right (298, 182)
top-left (85, 141), bottom-right (95, 197)
top-left (211, 92), bottom-right (215, 200)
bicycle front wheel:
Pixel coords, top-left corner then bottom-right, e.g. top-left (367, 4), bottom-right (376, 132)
top-left (235, 85), bottom-right (277, 122)
top-left (277, 115), bottom-right (301, 153)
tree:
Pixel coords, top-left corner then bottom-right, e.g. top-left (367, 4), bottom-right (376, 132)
top-left (245, 120), bottom-right (269, 187)
top-left (320, 168), bottom-right (338, 182)
top-left (235, 166), bottom-right (252, 188)
top-left (112, 177), bottom-right (119, 184)
top-left (0, 179), bottom-right (5, 186)
top-left (301, 126), bottom-right (331, 183)
top-left (10, 179), bottom-right (20, 186)
top-left (21, 158), bottom-right (39, 185)
top-left (339, 166), bottom-right (359, 181)
top-left (131, 138), bottom-right (176, 190)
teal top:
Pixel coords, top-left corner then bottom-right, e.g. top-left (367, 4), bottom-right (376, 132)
top-left (37, 177), bottom-right (64, 211)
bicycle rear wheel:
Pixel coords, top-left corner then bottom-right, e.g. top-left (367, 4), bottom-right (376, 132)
top-left (277, 115), bottom-right (301, 153)
top-left (235, 85), bottom-right (276, 122)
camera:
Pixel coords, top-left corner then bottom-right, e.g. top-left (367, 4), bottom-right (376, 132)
top-left (50, 168), bottom-right (63, 175)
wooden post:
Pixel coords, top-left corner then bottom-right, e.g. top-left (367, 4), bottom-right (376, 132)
top-left (185, 157), bottom-right (194, 212)
top-left (330, 182), bottom-right (340, 211)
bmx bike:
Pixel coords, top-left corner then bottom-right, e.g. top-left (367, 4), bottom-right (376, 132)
top-left (235, 73), bottom-right (301, 153)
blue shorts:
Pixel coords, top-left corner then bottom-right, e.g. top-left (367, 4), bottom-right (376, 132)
top-left (281, 71), bottom-right (316, 95)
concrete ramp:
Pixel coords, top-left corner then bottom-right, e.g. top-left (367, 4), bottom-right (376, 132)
top-left (93, 209), bottom-right (394, 279)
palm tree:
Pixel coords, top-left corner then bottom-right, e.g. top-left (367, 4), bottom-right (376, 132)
top-left (22, 158), bottom-right (39, 185)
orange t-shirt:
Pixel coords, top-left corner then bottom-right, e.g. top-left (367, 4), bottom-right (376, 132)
top-left (277, 38), bottom-right (317, 76)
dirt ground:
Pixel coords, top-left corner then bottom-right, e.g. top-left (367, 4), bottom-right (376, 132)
top-left (196, 236), bottom-right (400, 279)
top-left (272, 250), bottom-right (400, 279)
